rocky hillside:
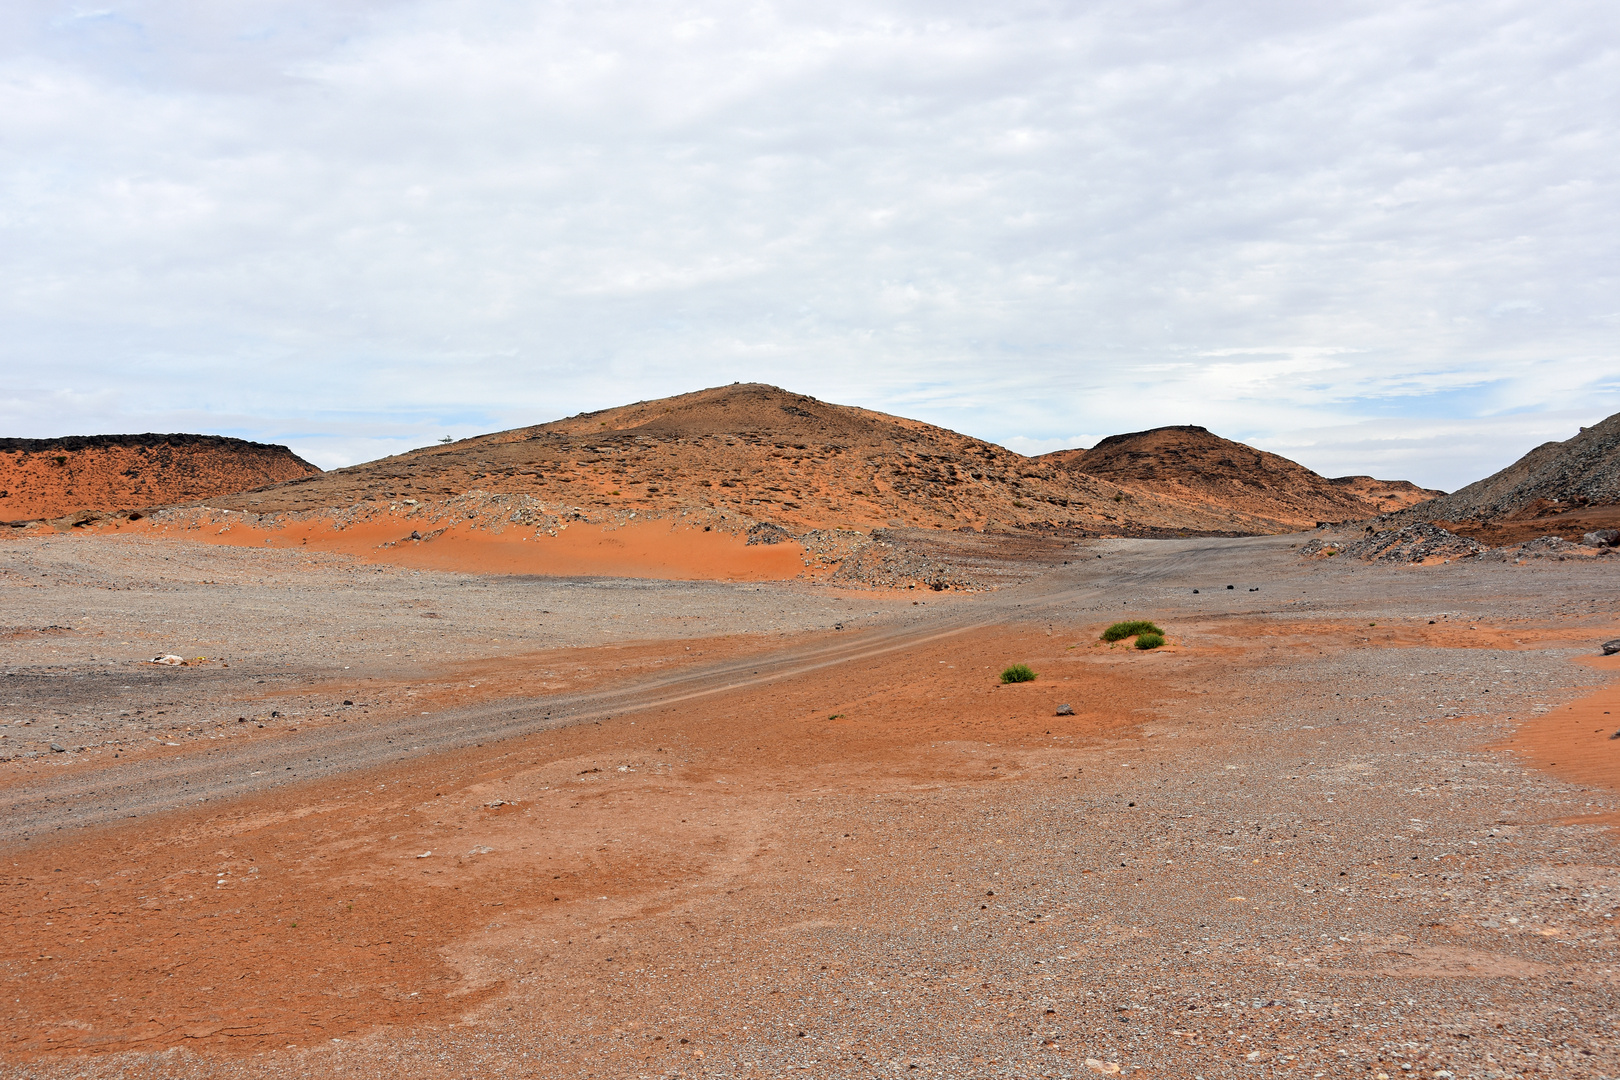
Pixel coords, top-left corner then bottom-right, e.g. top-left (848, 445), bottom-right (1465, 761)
top-left (0, 434), bottom-right (321, 523)
top-left (1042, 425), bottom-right (1439, 531)
top-left (1401, 411), bottom-right (1620, 545)
top-left (206, 384), bottom-right (1425, 538)
top-left (208, 384), bottom-right (1230, 535)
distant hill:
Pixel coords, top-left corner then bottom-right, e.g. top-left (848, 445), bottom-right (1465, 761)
top-left (1402, 411), bottom-right (1620, 546)
top-left (209, 383), bottom-right (1226, 535)
top-left (0, 434), bottom-right (320, 522)
top-left (205, 384), bottom-right (1426, 537)
top-left (1041, 425), bottom-right (1440, 531)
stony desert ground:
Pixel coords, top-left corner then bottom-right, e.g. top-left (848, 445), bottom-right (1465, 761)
top-left (2, 524), bottom-right (1619, 1080)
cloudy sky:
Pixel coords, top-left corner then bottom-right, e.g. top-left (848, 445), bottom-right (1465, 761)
top-left (3, 0), bottom-right (1616, 488)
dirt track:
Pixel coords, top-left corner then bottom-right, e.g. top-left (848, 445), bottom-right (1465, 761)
top-left (3, 529), bottom-right (1619, 1078)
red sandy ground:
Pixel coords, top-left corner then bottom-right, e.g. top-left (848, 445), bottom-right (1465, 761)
top-left (0, 624), bottom-right (1138, 1055)
top-left (1497, 655), bottom-right (1620, 792)
top-left (2, 619), bottom-right (1611, 1060)
top-left (83, 514), bottom-right (813, 582)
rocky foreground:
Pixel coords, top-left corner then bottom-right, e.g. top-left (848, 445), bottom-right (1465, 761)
top-left (0, 531), bottom-right (1616, 1079)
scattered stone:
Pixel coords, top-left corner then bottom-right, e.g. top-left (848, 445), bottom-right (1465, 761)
top-left (1585, 529), bottom-right (1620, 547)
top-left (49, 743), bottom-right (65, 753)
top-left (1603, 639), bottom-right (1620, 656)
top-left (825, 529), bottom-right (1006, 591)
top-left (149, 654), bottom-right (185, 666)
top-left (1302, 522), bottom-right (1486, 563)
top-left (1481, 534), bottom-right (1595, 562)
top-left (1055, 703), bottom-right (1075, 716)
top-left (745, 522), bottom-right (792, 546)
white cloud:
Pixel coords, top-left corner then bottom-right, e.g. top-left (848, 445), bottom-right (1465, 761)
top-left (1, 0), bottom-right (1616, 487)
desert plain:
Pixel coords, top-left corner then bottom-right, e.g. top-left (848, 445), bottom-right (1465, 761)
top-left (3, 516), bottom-right (1619, 1080)
top-left (4, 389), bottom-right (1620, 1080)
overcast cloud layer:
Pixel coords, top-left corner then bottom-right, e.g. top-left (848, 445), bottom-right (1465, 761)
top-left (3, 0), bottom-right (1616, 488)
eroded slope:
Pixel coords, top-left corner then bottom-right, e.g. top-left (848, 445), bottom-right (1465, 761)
top-left (0, 434), bottom-right (319, 522)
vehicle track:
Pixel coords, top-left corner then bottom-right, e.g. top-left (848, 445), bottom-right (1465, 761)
top-left (0, 536), bottom-right (1298, 846)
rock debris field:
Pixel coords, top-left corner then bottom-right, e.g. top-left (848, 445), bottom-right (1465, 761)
top-left (1, 528), bottom-right (1618, 1080)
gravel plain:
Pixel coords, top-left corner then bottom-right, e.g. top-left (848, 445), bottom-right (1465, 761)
top-left (1, 528), bottom-right (1618, 1079)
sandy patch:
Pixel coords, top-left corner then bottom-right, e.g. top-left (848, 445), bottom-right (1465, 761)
top-left (1496, 655), bottom-right (1620, 792)
top-left (92, 513), bottom-right (813, 582)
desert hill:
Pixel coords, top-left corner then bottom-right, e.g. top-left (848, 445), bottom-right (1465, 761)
top-left (205, 384), bottom-right (1420, 538)
top-left (1401, 411), bottom-right (1620, 546)
top-left (1041, 425), bottom-right (1440, 530)
top-left (208, 383), bottom-right (1215, 535)
top-left (0, 434), bottom-right (320, 523)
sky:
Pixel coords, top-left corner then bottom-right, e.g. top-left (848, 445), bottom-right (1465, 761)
top-left (2, 0), bottom-right (1616, 490)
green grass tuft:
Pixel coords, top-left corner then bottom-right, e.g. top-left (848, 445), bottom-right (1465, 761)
top-left (1101, 619), bottom-right (1163, 642)
top-left (999, 663), bottom-right (1037, 684)
top-left (1134, 632), bottom-right (1166, 650)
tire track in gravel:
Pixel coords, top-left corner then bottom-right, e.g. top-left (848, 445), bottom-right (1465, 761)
top-left (0, 536), bottom-right (1295, 845)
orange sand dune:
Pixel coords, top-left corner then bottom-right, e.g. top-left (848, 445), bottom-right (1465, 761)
top-left (93, 513), bottom-right (813, 581)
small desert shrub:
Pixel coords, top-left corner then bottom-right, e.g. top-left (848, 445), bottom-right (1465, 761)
top-left (1134, 632), bottom-right (1166, 650)
top-left (1101, 620), bottom-right (1163, 642)
top-left (999, 663), bottom-right (1037, 684)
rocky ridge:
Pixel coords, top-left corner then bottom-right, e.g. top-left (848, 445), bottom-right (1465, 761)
top-left (1399, 410), bottom-right (1620, 545)
top-left (0, 434), bottom-right (320, 523)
